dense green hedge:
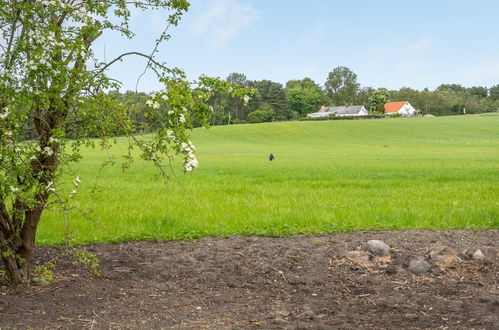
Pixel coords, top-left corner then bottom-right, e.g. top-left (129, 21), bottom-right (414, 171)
top-left (299, 114), bottom-right (385, 121)
top-left (247, 109), bottom-right (275, 123)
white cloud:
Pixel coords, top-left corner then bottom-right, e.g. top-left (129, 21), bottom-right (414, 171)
top-left (193, 0), bottom-right (260, 47)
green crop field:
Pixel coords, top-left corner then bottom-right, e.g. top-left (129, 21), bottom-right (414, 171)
top-left (37, 114), bottom-right (499, 245)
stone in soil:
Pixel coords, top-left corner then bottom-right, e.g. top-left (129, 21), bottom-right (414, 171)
top-left (1, 229), bottom-right (498, 330)
top-left (429, 245), bottom-right (461, 269)
top-left (366, 240), bottom-right (391, 256)
top-left (408, 256), bottom-right (431, 275)
top-left (472, 249), bottom-right (485, 260)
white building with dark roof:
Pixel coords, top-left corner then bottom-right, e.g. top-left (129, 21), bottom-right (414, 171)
top-left (307, 105), bottom-right (368, 118)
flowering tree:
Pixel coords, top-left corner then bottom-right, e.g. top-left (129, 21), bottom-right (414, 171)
top-left (0, 0), bottom-right (247, 284)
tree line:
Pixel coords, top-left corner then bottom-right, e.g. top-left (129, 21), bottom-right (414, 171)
top-left (104, 67), bottom-right (499, 128)
top-left (18, 66), bottom-right (499, 140)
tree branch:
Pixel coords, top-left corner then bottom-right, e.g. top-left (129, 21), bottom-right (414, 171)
top-left (96, 51), bottom-right (170, 74)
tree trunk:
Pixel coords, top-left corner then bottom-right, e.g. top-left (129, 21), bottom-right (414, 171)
top-left (18, 208), bottom-right (43, 278)
top-left (0, 232), bottom-right (24, 284)
top-left (0, 205), bottom-right (44, 284)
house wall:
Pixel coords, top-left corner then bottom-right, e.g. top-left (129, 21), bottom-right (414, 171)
top-left (307, 112), bottom-right (329, 118)
top-left (385, 103), bottom-right (417, 116)
top-left (397, 103), bottom-right (416, 116)
top-left (307, 106), bottom-right (368, 117)
top-left (337, 106), bottom-right (368, 116)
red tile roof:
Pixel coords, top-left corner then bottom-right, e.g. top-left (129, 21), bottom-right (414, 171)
top-left (384, 101), bottom-right (407, 113)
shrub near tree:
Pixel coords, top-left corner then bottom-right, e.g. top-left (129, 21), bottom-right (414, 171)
top-left (0, 0), bottom-right (247, 284)
top-left (247, 104), bottom-right (276, 123)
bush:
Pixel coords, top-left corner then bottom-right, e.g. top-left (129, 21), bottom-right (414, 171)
top-left (299, 114), bottom-right (385, 121)
top-left (247, 109), bottom-right (275, 123)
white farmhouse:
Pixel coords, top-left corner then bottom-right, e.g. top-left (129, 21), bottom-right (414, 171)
top-left (307, 105), bottom-right (368, 118)
top-left (384, 101), bottom-right (417, 117)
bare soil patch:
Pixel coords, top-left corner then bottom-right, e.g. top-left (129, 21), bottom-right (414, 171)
top-left (1, 229), bottom-right (498, 329)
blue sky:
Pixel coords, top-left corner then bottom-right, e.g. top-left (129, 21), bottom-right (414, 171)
top-left (94, 0), bottom-right (499, 92)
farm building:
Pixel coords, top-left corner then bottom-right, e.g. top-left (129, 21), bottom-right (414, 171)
top-left (384, 101), bottom-right (417, 117)
top-left (307, 105), bottom-right (368, 118)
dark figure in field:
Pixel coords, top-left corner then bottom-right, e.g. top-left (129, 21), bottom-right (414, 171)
top-left (269, 153), bottom-right (275, 161)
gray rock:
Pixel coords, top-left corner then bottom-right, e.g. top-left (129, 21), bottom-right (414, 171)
top-left (366, 240), bottom-right (391, 256)
top-left (472, 249), bottom-right (485, 260)
top-left (385, 263), bottom-right (398, 274)
top-left (430, 245), bottom-right (460, 269)
top-left (430, 245), bottom-right (458, 258)
top-left (462, 248), bottom-right (475, 259)
top-left (408, 257), bottom-right (431, 275)
top-left (463, 248), bottom-right (490, 261)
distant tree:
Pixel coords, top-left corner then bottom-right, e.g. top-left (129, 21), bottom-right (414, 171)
top-left (436, 84), bottom-right (466, 93)
top-left (285, 77), bottom-right (320, 90)
top-left (489, 84), bottom-right (499, 100)
top-left (367, 88), bottom-right (390, 113)
top-left (467, 86), bottom-right (488, 98)
top-left (324, 66), bottom-right (360, 106)
top-left (390, 87), bottom-right (422, 111)
top-left (115, 91), bottom-right (150, 132)
top-left (353, 86), bottom-right (374, 106)
top-left (225, 73), bottom-right (250, 121)
top-left (285, 78), bottom-right (322, 116)
top-left (226, 73), bottom-right (248, 86)
top-left (247, 104), bottom-right (275, 123)
top-left (249, 80), bottom-right (290, 120)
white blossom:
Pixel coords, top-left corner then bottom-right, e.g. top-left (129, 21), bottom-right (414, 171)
top-left (46, 181), bottom-right (56, 192)
top-left (0, 107), bottom-right (9, 119)
top-left (10, 186), bottom-right (19, 192)
top-left (179, 114), bottom-right (186, 123)
top-left (184, 156), bottom-right (199, 172)
top-left (244, 95), bottom-right (250, 104)
top-left (44, 146), bottom-right (53, 156)
top-left (182, 140), bottom-right (198, 172)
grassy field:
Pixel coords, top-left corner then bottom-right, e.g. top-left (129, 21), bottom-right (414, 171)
top-left (37, 114), bottom-right (499, 245)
